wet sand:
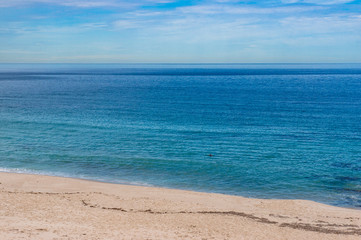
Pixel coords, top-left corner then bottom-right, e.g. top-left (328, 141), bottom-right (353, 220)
top-left (0, 172), bottom-right (360, 239)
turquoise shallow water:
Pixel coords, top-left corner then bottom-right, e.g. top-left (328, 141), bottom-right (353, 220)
top-left (0, 63), bottom-right (361, 208)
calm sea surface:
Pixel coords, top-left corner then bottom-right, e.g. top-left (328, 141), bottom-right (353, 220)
top-left (1, 64), bottom-right (361, 208)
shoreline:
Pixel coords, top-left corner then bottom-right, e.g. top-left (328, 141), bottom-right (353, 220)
top-left (1, 171), bottom-right (361, 239)
top-left (2, 169), bottom-right (359, 210)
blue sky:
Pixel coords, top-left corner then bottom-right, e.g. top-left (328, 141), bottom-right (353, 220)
top-left (0, 0), bottom-right (360, 63)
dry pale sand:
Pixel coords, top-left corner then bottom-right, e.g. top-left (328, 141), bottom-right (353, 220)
top-left (0, 172), bottom-right (360, 240)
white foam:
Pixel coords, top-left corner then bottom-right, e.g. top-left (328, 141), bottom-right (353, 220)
top-left (0, 167), bottom-right (154, 187)
top-left (0, 167), bottom-right (79, 179)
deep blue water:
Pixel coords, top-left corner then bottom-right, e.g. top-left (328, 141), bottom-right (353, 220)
top-left (1, 63), bottom-right (361, 208)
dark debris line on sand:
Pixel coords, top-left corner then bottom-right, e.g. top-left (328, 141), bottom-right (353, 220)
top-left (80, 199), bottom-right (361, 236)
top-left (2, 190), bottom-right (360, 236)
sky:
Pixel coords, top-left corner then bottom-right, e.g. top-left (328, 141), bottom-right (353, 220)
top-left (0, 0), bottom-right (361, 63)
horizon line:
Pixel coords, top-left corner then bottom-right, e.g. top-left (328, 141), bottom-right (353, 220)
top-left (1, 62), bottom-right (361, 65)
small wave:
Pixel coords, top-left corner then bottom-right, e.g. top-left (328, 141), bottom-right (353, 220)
top-left (0, 167), bottom-right (75, 178)
top-left (0, 167), bottom-right (154, 187)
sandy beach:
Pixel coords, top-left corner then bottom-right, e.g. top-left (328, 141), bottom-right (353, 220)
top-left (0, 172), bottom-right (360, 240)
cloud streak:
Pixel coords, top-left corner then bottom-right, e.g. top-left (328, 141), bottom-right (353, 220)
top-left (281, 0), bottom-right (354, 4)
top-left (0, 0), bottom-right (360, 62)
top-left (0, 0), bottom-right (173, 8)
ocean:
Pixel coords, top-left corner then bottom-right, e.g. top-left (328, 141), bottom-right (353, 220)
top-left (0, 63), bottom-right (360, 208)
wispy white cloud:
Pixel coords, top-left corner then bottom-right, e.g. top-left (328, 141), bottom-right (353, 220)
top-left (0, 0), bottom-right (174, 8)
top-left (1, 0), bottom-right (360, 62)
top-left (0, 21), bottom-right (109, 36)
top-left (0, 0), bottom-right (117, 8)
top-left (281, 0), bottom-right (354, 5)
top-left (279, 13), bottom-right (361, 34)
top-left (113, 20), bottom-right (141, 29)
top-left (178, 4), bottom-right (324, 15)
top-left (0, 49), bottom-right (41, 55)
top-left (60, 1), bottom-right (129, 8)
